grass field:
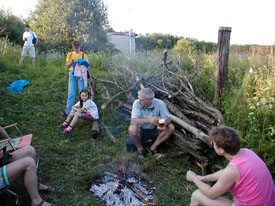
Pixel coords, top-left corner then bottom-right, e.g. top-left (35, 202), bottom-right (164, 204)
top-left (0, 40), bottom-right (274, 205)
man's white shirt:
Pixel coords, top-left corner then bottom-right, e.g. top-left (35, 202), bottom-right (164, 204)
top-left (23, 31), bottom-right (37, 46)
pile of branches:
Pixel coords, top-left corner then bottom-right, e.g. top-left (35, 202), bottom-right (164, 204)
top-left (91, 52), bottom-right (223, 173)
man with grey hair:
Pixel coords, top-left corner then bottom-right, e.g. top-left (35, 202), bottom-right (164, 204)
top-left (128, 88), bottom-right (175, 158)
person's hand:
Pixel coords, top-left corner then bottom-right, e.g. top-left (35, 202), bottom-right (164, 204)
top-left (151, 116), bottom-right (158, 125)
top-left (71, 59), bottom-right (78, 63)
top-left (157, 125), bottom-right (166, 131)
top-left (80, 107), bottom-right (85, 112)
top-left (186, 170), bottom-right (198, 182)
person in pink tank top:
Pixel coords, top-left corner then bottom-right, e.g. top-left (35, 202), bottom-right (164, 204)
top-left (186, 126), bottom-right (275, 206)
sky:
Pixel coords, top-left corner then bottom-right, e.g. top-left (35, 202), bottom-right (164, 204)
top-left (1, 0), bottom-right (274, 45)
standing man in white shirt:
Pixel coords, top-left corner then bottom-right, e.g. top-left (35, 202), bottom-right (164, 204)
top-left (19, 25), bottom-right (38, 65)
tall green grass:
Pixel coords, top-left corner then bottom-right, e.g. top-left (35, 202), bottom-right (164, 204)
top-left (220, 48), bottom-right (275, 174)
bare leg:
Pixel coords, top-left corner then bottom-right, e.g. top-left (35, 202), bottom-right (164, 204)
top-left (6, 157), bottom-right (54, 206)
top-left (150, 123), bottom-right (174, 151)
top-left (0, 126), bottom-right (10, 139)
top-left (10, 146), bottom-right (37, 162)
top-left (31, 57), bottom-right (35, 65)
top-left (190, 189), bottom-right (233, 206)
top-left (128, 125), bottom-right (143, 151)
top-left (69, 111), bottom-right (82, 127)
top-left (65, 110), bottom-right (77, 123)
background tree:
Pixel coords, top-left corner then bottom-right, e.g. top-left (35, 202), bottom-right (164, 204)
top-left (29, 0), bottom-right (109, 52)
top-left (173, 38), bottom-right (217, 54)
top-left (173, 38), bottom-right (193, 53)
top-left (136, 33), bottom-right (180, 51)
top-left (0, 9), bottom-right (25, 45)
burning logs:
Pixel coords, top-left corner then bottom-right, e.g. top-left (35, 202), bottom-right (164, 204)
top-left (92, 52), bottom-right (223, 172)
top-left (90, 170), bottom-right (154, 206)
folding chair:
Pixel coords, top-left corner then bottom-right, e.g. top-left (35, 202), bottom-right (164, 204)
top-left (0, 123), bottom-right (37, 205)
top-left (0, 186), bottom-right (19, 205)
top-left (0, 123), bottom-right (33, 152)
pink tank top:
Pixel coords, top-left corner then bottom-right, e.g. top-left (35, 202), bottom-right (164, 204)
top-left (229, 148), bottom-right (275, 206)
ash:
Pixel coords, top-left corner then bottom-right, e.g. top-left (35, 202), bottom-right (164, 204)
top-left (90, 172), bottom-right (154, 206)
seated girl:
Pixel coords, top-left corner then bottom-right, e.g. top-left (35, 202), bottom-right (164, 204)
top-left (57, 89), bottom-right (99, 135)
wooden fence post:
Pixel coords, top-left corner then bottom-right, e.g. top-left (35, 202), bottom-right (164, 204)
top-left (214, 27), bottom-right (231, 104)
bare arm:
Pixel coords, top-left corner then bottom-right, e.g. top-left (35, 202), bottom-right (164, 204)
top-left (165, 117), bottom-right (172, 126)
top-left (198, 169), bottom-right (225, 182)
top-left (0, 127), bottom-right (10, 139)
top-left (22, 33), bottom-right (26, 41)
top-left (72, 106), bottom-right (80, 112)
top-left (131, 116), bottom-right (158, 126)
top-left (66, 59), bottom-right (77, 68)
top-left (187, 164), bottom-right (239, 199)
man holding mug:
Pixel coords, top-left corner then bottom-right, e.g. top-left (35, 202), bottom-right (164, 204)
top-left (128, 88), bottom-right (175, 158)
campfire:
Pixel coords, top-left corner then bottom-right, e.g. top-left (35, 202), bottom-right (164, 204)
top-left (90, 169), bottom-right (154, 205)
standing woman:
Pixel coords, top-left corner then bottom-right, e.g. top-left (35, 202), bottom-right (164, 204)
top-left (186, 126), bottom-right (275, 206)
top-left (61, 40), bottom-right (89, 119)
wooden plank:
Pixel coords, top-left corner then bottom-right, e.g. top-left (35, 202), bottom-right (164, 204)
top-left (3, 123), bottom-right (17, 129)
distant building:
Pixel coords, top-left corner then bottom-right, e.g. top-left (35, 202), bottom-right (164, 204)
top-left (107, 32), bottom-right (136, 55)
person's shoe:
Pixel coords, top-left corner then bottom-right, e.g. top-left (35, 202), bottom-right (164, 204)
top-left (90, 130), bottom-right (99, 139)
top-left (137, 150), bottom-right (145, 159)
top-left (60, 126), bottom-right (73, 135)
top-left (38, 183), bottom-right (55, 193)
top-left (56, 122), bottom-right (68, 130)
top-left (148, 147), bottom-right (163, 159)
top-left (60, 112), bottom-right (68, 119)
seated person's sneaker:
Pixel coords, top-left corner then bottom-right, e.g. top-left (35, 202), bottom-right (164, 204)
top-left (57, 122), bottom-right (68, 130)
top-left (137, 150), bottom-right (145, 158)
top-left (60, 126), bottom-right (73, 135)
top-left (60, 112), bottom-right (68, 119)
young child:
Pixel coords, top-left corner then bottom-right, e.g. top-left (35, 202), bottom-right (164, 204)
top-left (57, 89), bottom-right (99, 135)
